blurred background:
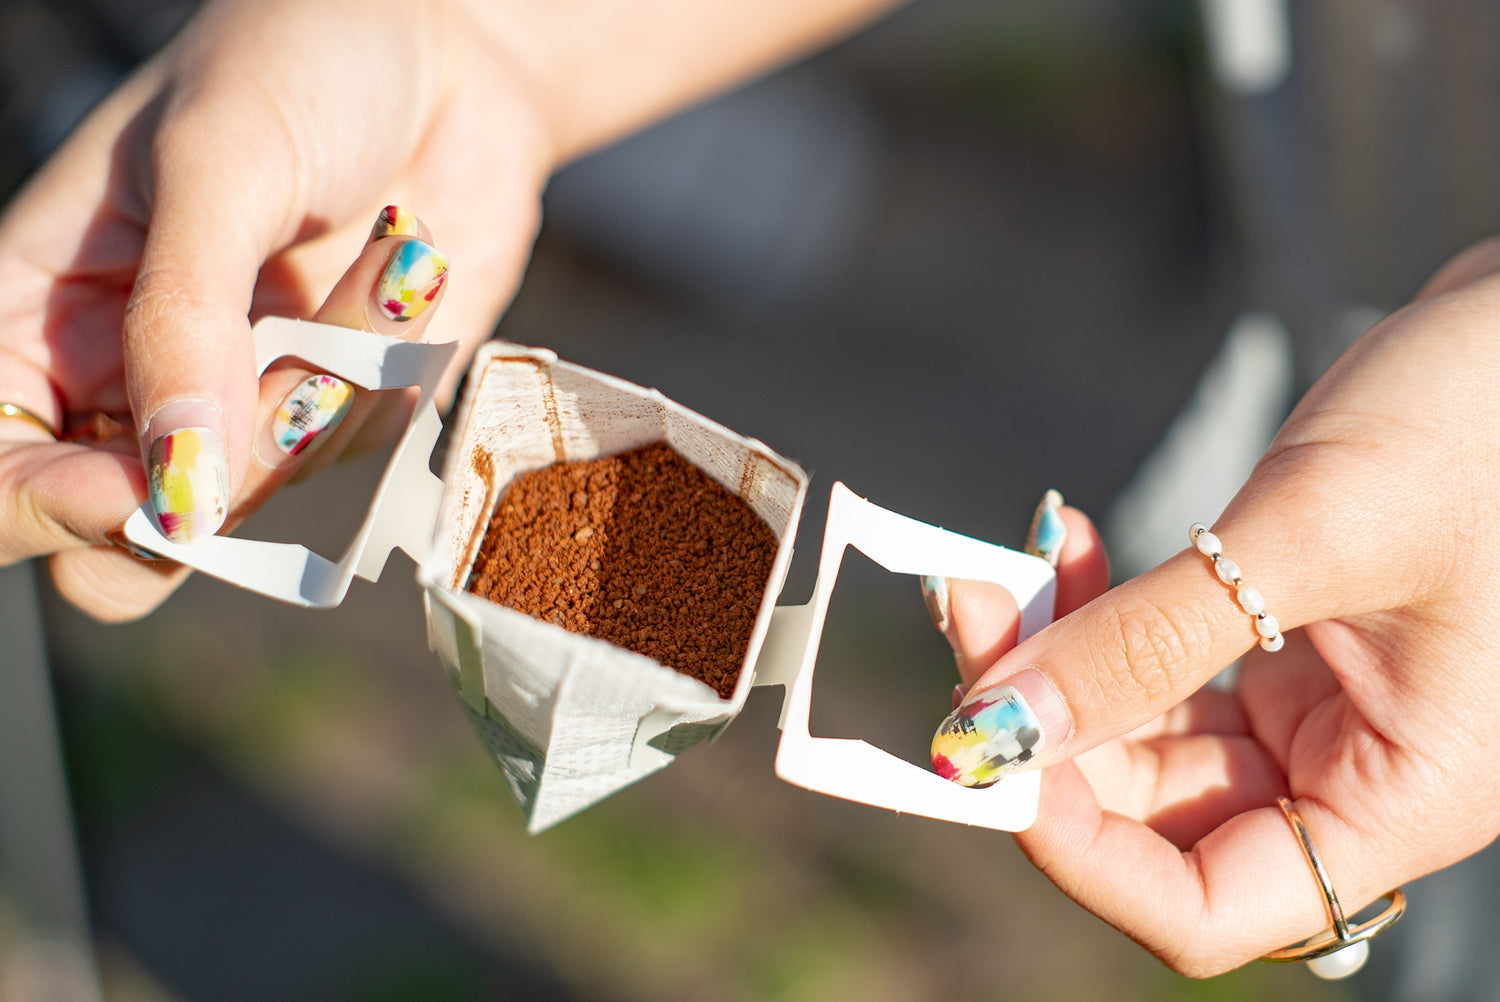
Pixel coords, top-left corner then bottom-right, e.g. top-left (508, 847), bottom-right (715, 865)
top-left (5, 0), bottom-right (1500, 999)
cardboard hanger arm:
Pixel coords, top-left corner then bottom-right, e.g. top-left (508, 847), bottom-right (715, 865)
top-left (122, 317), bottom-right (457, 607)
top-left (769, 482), bottom-right (1056, 832)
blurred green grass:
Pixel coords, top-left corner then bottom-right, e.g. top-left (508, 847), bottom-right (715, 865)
top-left (50, 597), bottom-right (1355, 1002)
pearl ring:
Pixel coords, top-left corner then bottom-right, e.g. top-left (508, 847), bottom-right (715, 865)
top-left (1261, 796), bottom-right (1406, 979)
top-left (1188, 522), bottom-right (1284, 652)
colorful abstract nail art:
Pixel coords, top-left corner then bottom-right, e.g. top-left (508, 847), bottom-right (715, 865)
top-left (273, 375), bottom-right (353, 456)
top-left (370, 204), bottom-right (418, 241)
top-left (931, 685), bottom-right (1043, 787)
top-left (376, 239), bottom-right (448, 322)
top-left (148, 426), bottom-right (229, 543)
top-left (1025, 489), bottom-right (1067, 567)
top-left (921, 574), bottom-right (951, 634)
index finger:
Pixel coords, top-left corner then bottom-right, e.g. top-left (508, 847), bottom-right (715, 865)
top-left (926, 501), bottom-right (1109, 689)
top-left (930, 501), bottom-right (1341, 790)
top-left (0, 439), bottom-right (145, 565)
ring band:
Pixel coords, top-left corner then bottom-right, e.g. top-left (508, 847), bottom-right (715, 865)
top-left (0, 402), bottom-right (59, 439)
top-left (1188, 522), bottom-right (1285, 652)
top-left (1262, 796), bottom-right (1406, 974)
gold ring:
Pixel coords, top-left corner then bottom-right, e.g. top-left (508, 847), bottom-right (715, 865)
top-left (1261, 796), bottom-right (1405, 978)
top-left (0, 402), bottom-right (59, 439)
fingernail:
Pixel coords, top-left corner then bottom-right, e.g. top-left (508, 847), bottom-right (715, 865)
top-left (951, 683), bottom-right (969, 710)
top-left (1025, 488), bottom-right (1067, 567)
top-left (921, 574), bottom-right (951, 634)
top-left (107, 531), bottom-right (167, 562)
top-left (373, 239), bottom-right (448, 323)
top-left (147, 421), bottom-right (229, 544)
top-left (272, 375), bottom-right (353, 457)
top-left (931, 668), bottom-right (1071, 787)
top-left (370, 204), bottom-right (419, 241)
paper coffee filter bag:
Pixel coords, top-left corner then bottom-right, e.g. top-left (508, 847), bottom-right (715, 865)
top-left (421, 342), bottom-right (807, 832)
top-left (121, 320), bottom-right (1049, 836)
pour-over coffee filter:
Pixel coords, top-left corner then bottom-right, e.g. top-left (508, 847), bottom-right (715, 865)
top-left (126, 318), bottom-right (1055, 833)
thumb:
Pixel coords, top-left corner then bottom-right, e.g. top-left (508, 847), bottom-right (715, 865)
top-left (930, 513), bottom-right (1314, 788)
top-left (124, 97), bottom-right (293, 545)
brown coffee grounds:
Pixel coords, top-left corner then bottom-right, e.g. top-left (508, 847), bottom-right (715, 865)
top-left (466, 442), bottom-right (778, 698)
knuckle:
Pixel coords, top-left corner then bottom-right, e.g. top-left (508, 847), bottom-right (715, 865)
top-left (1158, 941), bottom-right (1234, 979)
top-left (0, 449), bottom-right (80, 562)
top-left (1152, 906), bottom-right (1243, 978)
top-left (151, 65), bottom-right (303, 190)
top-left (11, 455), bottom-right (49, 525)
top-left (124, 266), bottom-right (197, 341)
top-left (1092, 596), bottom-right (1205, 706)
top-left (18, 476), bottom-right (51, 543)
top-left (149, 80), bottom-right (228, 161)
top-left (148, 106), bottom-right (186, 168)
top-left (122, 268), bottom-right (219, 381)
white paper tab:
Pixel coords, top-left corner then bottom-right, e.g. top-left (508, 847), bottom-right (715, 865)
top-left (764, 482), bottom-right (1055, 831)
top-left (123, 317), bottom-right (457, 607)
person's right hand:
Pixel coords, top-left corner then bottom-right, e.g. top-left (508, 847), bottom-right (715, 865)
top-left (0, 0), bottom-right (553, 618)
top-left (923, 239), bottom-right (1500, 975)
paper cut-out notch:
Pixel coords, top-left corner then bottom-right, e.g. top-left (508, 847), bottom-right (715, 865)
top-left (122, 317), bottom-right (457, 607)
top-left (757, 482), bottom-right (1055, 831)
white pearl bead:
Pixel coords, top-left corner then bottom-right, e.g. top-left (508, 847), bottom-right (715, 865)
top-left (1236, 585), bottom-right (1264, 615)
top-left (1215, 558), bottom-right (1240, 585)
top-left (1259, 633), bottom-right (1285, 652)
top-left (1307, 939), bottom-right (1369, 980)
top-left (1194, 530), bottom-right (1221, 557)
top-left (1255, 613), bottom-right (1280, 638)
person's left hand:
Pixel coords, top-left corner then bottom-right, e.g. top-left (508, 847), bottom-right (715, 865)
top-left (0, 209), bottom-right (453, 617)
top-left (0, 0), bottom-right (550, 619)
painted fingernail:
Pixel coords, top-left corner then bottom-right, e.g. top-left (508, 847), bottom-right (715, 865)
top-left (921, 574), bottom-right (951, 634)
top-left (370, 204), bottom-right (419, 241)
top-left (148, 426), bottom-right (229, 543)
top-left (1025, 488), bottom-right (1067, 567)
top-left (374, 239), bottom-right (448, 323)
top-left (272, 375), bottom-right (353, 457)
top-left (931, 669), bottom-right (1070, 787)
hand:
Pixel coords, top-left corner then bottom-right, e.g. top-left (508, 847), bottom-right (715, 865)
top-left (0, 0), bottom-right (550, 618)
top-left (925, 240), bottom-right (1500, 975)
top-left (0, 210), bottom-right (452, 614)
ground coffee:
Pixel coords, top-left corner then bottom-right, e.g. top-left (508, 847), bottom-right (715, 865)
top-left (466, 442), bottom-right (778, 698)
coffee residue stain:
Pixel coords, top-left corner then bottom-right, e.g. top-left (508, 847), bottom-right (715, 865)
top-left (738, 451), bottom-right (759, 504)
top-left (536, 365), bottom-right (565, 461)
top-left (457, 446), bottom-right (498, 590)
